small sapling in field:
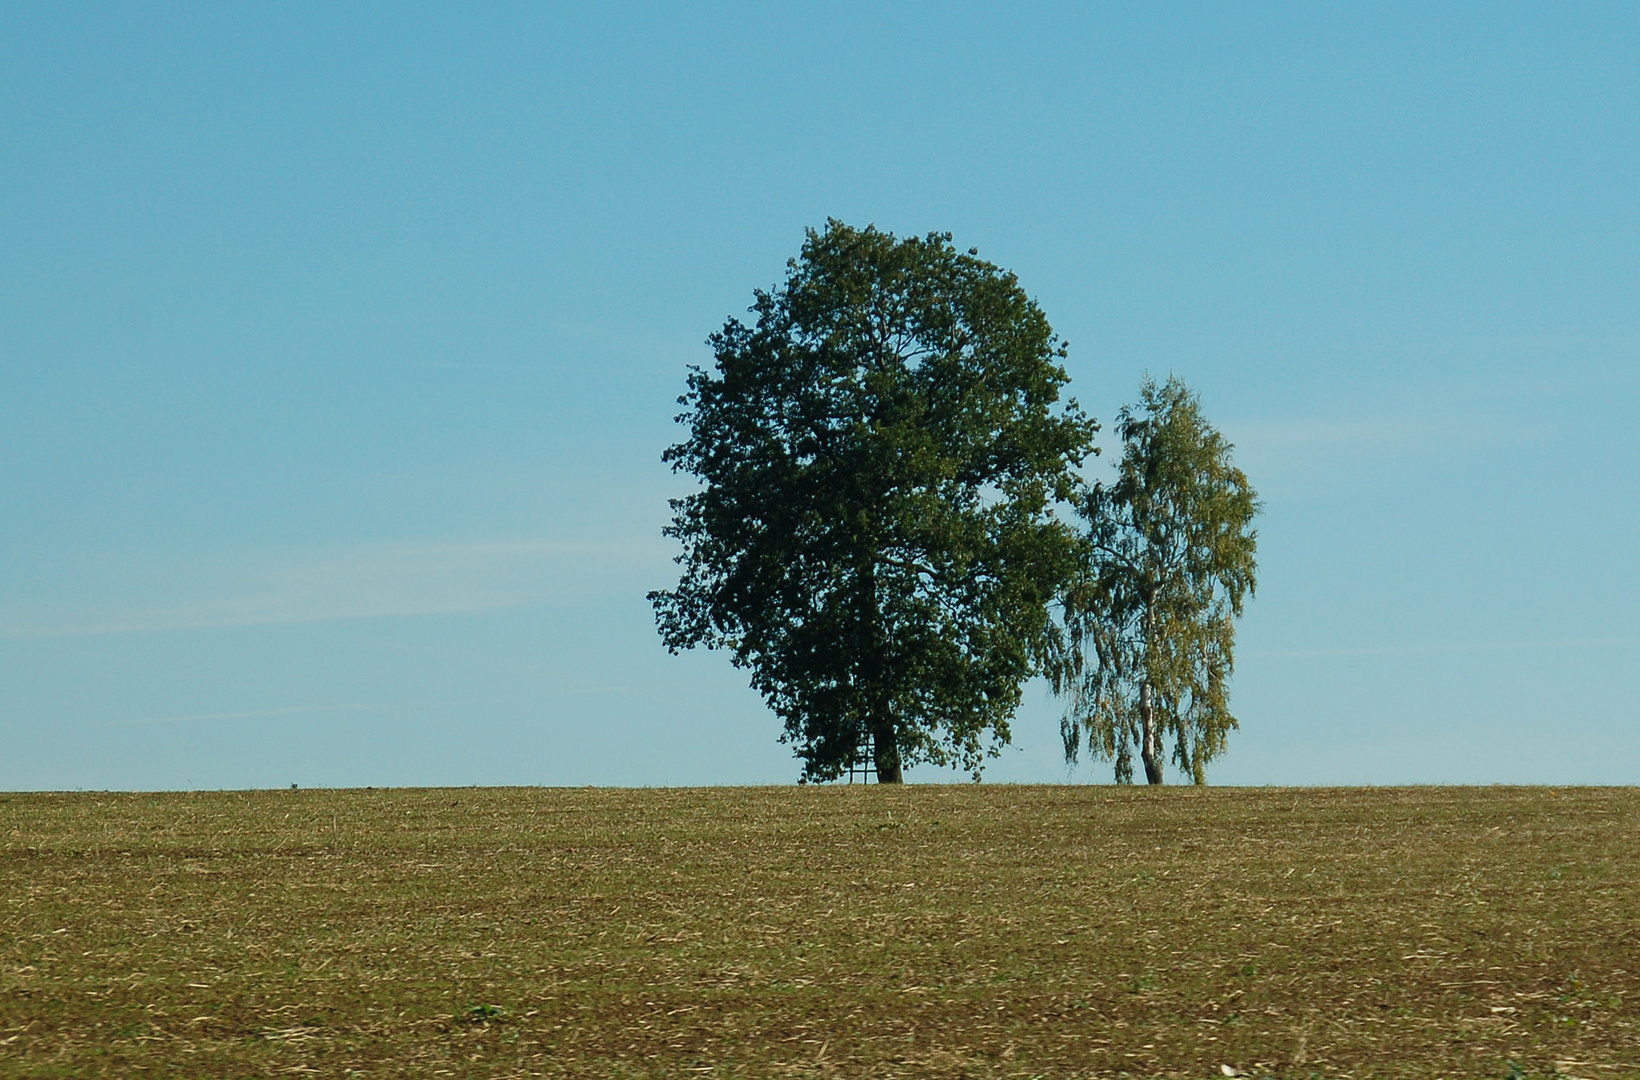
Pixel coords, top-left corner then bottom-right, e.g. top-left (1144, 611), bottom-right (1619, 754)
top-left (461, 1003), bottom-right (506, 1024)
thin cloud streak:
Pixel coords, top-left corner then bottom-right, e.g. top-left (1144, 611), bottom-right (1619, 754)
top-left (1228, 417), bottom-right (1441, 452)
top-left (0, 537), bottom-right (670, 640)
top-left (1247, 635), bottom-right (1640, 660)
top-left (111, 703), bottom-right (391, 727)
top-left (1217, 409), bottom-right (1511, 499)
top-left (3, 595), bottom-right (550, 640)
top-left (410, 362), bottom-right (540, 371)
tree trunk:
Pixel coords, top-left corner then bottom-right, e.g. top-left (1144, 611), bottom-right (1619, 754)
top-left (860, 554), bottom-right (903, 783)
top-left (871, 708), bottom-right (902, 784)
top-left (1139, 682), bottom-right (1163, 785)
top-left (1139, 602), bottom-right (1164, 785)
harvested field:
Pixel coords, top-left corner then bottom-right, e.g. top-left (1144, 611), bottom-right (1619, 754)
top-left (2, 785), bottom-right (1637, 1078)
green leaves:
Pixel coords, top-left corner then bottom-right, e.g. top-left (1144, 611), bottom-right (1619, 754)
top-left (651, 221), bottom-right (1096, 782)
top-left (1056, 376), bottom-right (1260, 785)
top-left (655, 233), bottom-right (1258, 786)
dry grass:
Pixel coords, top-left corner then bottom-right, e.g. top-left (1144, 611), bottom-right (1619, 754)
top-left (2, 785), bottom-right (1637, 1078)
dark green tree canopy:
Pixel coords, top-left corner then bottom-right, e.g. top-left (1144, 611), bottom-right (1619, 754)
top-left (652, 221), bottom-right (1096, 782)
top-left (1055, 376), bottom-right (1259, 784)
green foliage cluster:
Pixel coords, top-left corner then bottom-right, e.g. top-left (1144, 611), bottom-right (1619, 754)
top-left (652, 221), bottom-right (1095, 782)
top-left (1054, 376), bottom-right (1260, 784)
top-left (654, 221), bottom-right (1259, 783)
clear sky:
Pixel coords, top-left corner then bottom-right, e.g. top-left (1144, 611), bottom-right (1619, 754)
top-left (3, 4), bottom-right (1636, 790)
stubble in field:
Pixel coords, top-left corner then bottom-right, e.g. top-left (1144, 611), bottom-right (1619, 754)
top-left (3, 785), bottom-right (1636, 1078)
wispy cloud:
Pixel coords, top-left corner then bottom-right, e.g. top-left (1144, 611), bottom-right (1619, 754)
top-left (1247, 635), bottom-right (1640, 660)
top-left (1216, 410), bottom-right (1508, 499)
top-left (110, 702), bottom-right (392, 726)
top-left (1226, 416), bottom-right (1444, 453)
top-left (409, 361), bottom-right (539, 371)
top-left (0, 536), bottom-right (669, 639)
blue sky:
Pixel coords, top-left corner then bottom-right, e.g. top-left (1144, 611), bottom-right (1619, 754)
top-left (2, 3), bottom-right (1636, 789)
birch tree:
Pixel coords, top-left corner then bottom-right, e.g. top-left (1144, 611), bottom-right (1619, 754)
top-left (1056, 376), bottom-right (1259, 784)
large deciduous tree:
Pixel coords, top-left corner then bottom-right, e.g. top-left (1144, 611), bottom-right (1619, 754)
top-left (1055, 376), bottom-right (1259, 784)
top-left (651, 221), bottom-right (1096, 783)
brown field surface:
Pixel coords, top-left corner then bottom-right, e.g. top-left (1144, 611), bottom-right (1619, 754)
top-left (2, 784), bottom-right (1637, 1078)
